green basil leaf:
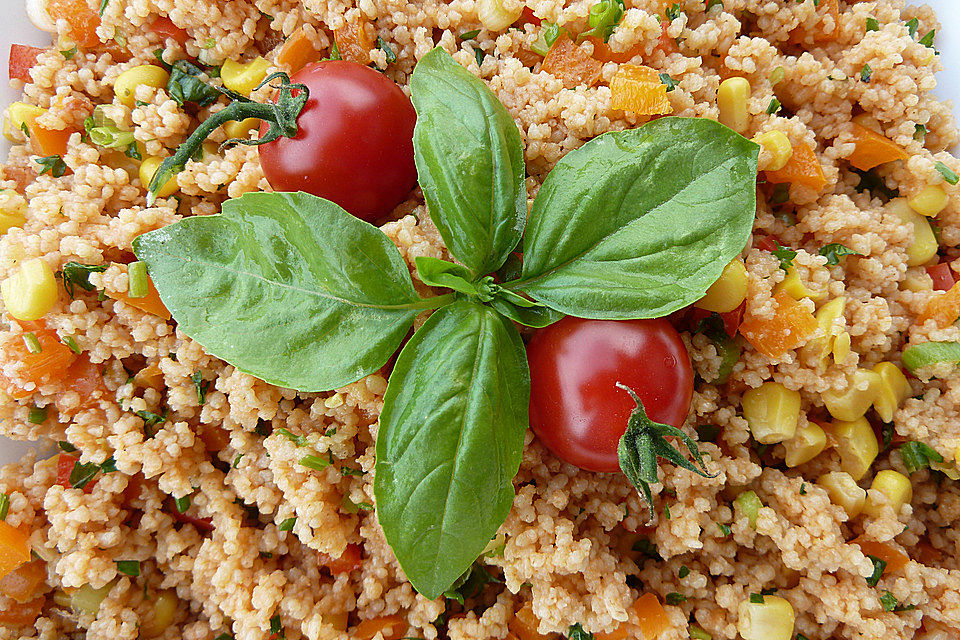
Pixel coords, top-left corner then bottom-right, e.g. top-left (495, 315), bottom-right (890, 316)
top-left (166, 60), bottom-right (220, 108)
top-left (375, 299), bottom-right (529, 599)
top-left (411, 48), bottom-right (527, 278)
top-left (901, 341), bottom-right (960, 373)
top-left (512, 117), bottom-right (758, 319)
top-left (133, 192), bottom-right (433, 391)
top-left (489, 296), bottom-right (564, 328)
top-left (414, 256), bottom-right (481, 298)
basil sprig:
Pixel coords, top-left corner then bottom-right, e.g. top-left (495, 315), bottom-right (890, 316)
top-left (134, 47), bottom-right (758, 600)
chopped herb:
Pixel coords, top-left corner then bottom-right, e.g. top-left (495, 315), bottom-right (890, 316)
top-left (582, 0), bottom-right (626, 42)
top-left (866, 555), bottom-right (887, 587)
top-left (175, 495), bottom-right (191, 513)
top-left (860, 64), bottom-right (872, 83)
top-left (531, 22), bottom-right (563, 56)
top-left (69, 460), bottom-right (100, 490)
top-left (459, 29), bottom-right (481, 40)
top-left (914, 124), bottom-right (927, 143)
top-left (22, 333), bottom-right (41, 354)
top-left (341, 466), bottom-right (364, 476)
top-left (324, 427), bottom-right (337, 437)
top-left (769, 66), bottom-right (785, 85)
top-left (705, 0), bottom-right (723, 12)
top-left (665, 592), bottom-right (687, 605)
top-left (28, 406), bottom-right (48, 424)
top-left (665, 3), bottom-right (683, 21)
top-left (341, 496), bottom-right (374, 513)
top-left (61, 335), bottom-right (81, 354)
top-left (278, 517), bottom-right (296, 531)
top-left (0, 494), bottom-right (8, 521)
top-left (299, 454), bottom-right (331, 471)
top-left (255, 421), bottom-right (271, 437)
top-left (852, 168), bottom-right (899, 200)
top-left (632, 538), bottom-right (660, 560)
top-left (100, 457), bottom-right (117, 473)
top-left (664, 503), bottom-right (671, 519)
top-left (166, 60), bottom-right (220, 108)
top-left (473, 46), bottom-right (485, 68)
top-left (769, 183), bottom-right (790, 206)
top-left (879, 590), bottom-right (897, 612)
top-left (58, 441), bottom-right (77, 453)
top-left (125, 141), bottom-right (142, 160)
top-left (377, 37), bottom-right (398, 65)
top-left (232, 454), bottom-right (243, 468)
top-left (59, 262), bottom-right (107, 297)
top-left (277, 428), bottom-right (307, 447)
top-left (935, 161), bottom-right (959, 185)
top-left (191, 371), bottom-right (210, 405)
top-left (906, 18), bottom-right (919, 39)
top-left (659, 73), bottom-right (679, 92)
top-left (749, 593), bottom-right (765, 604)
top-left (61, 47), bottom-right (78, 59)
top-left (270, 615), bottom-right (283, 638)
top-left (819, 243), bottom-right (862, 265)
top-left (115, 559), bottom-right (140, 576)
top-left (766, 98), bottom-right (781, 114)
top-left (679, 565), bottom-right (690, 579)
top-left (718, 523), bottom-right (731, 536)
top-left (689, 626), bottom-right (712, 640)
top-left (918, 29), bottom-right (936, 48)
top-left (20, 122), bottom-right (29, 137)
top-left (566, 622), bottom-right (594, 640)
top-left (136, 410), bottom-right (165, 427)
top-left (696, 424), bottom-right (721, 442)
top-left (899, 441), bottom-right (943, 474)
top-left (772, 243), bottom-right (797, 271)
top-left (865, 17), bottom-right (880, 32)
top-left (799, 483), bottom-right (807, 495)
top-left (881, 422), bottom-right (895, 452)
top-left (35, 155), bottom-right (67, 177)
top-left (99, 0), bottom-right (110, 16)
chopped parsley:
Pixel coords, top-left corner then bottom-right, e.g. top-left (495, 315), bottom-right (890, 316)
top-left (341, 466), bottom-right (364, 476)
top-left (679, 565), bottom-right (690, 579)
top-left (665, 592), bottom-right (687, 605)
top-left (819, 243), bottom-right (862, 265)
top-left (860, 64), bottom-right (872, 83)
top-left (136, 410), bottom-right (166, 427)
top-left (718, 523), bottom-right (731, 536)
top-left (866, 555), bottom-right (887, 587)
top-left (69, 459), bottom-right (101, 490)
top-left (376, 37), bottom-right (397, 64)
top-left (175, 495), bottom-right (191, 513)
top-left (766, 98), bottom-right (781, 114)
top-left (459, 29), bottom-right (481, 41)
top-left (800, 483), bottom-right (807, 495)
top-left (899, 441), bottom-right (943, 474)
top-left (166, 60), bottom-right (220, 108)
top-left (660, 73), bottom-right (680, 92)
top-left (59, 261), bottom-right (107, 297)
top-left (28, 406), bottom-right (48, 424)
top-left (473, 46), bottom-right (485, 68)
top-left (906, 18), bottom-right (919, 39)
top-left (35, 155), bottom-right (67, 177)
top-left (879, 590), bottom-right (898, 612)
top-left (58, 441), bottom-right (77, 453)
top-left (665, 3), bottom-right (683, 21)
top-left (865, 17), bottom-right (879, 32)
top-left (935, 161), bottom-right (959, 185)
top-left (772, 243), bottom-right (797, 271)
top-left (278, 517), bottom-right (297, 531)
top-left (277, 428), bottom-right (307, 447)
top-left (270, 615), bottom-right (283, 639)
top-left (191, 371), bottom-right (210, 405)
top-left (566, 623), bottom-right (594, 640)
top-left (115, 560), bottom-right (140, 576)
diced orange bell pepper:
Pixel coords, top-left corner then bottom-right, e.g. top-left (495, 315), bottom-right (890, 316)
top-left (8, 45), bottom-right (44, 83)
top-left (519, 7), bottom-right (541, 27)
top-left (847, 123), bottom-right (909, 171)
top-left (46, 0), bottom-right (102, 49)
top-left (17, 108), bottom-right (75, 158)
top-left (106, 276), bottom-right (171, 320)
top-left (334, 20), bottom-right (373, 65)
top-left (788, 0), bottom-right (841, 44)
top-left (148, 16), bottom-right (189, 46)
top-left (277, 26), bottom-right (321, 73)
top-left (587, 36), bottom-right (644, 64)
top-left (634, 593), bottom-right (671, 640)
top-left (610, 64), bottom-right (673, 115)
top-left (354, 615), bottom-right (406, 640)
top-left (0, 328), bottom-right (79, 399)
top-left (0, 561), bottom-right (46, 603)
top-left (509, 603), bottom-right (550, 640)
top-left (0, 595), bottom-right (44, 625)
top-left (853, 537), bottom-right (909, 573)
top-left (919, 281), bottom-right (960, 328)
top-left (541, 34), bottom-right (602, 89)
top-left (64, 354), bottom-right (107, 407)
top-left (765, 142), bottom-right (828, 192)
top-left (740, 292), bottom-right (819, 358)
top-left (318, 543), bottom-right (362, 575)
top-left (198, 424), bottom-right (231, 452)
top-left (915, 541), bottom-right (942, 565)
top-left (0, 522), bottom-right (31, 581)
top-left (656, 19), bottom-right (679, 55)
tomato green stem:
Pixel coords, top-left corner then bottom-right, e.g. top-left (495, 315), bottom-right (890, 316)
top-left (146, 72), bottom-right (309, 206)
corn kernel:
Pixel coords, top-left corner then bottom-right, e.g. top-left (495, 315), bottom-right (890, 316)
top-left (827, 416), bottom-right (879, 481)
top-left (742, 381), bottom-right (801, 444)
top-left (822, 368), bottom-right (882, 422)
top-left (832, 331), bottom-right (851, 364)
top-left (908, 184), bottom-right (949, 218)
top-left (477, 0), bottom-right (524, 31)
top-left (774, 264), bottom-right (825, 302)
top-left (862, 470), bottom-right (912, 518)
top-left (818, 471), bottom-right (867, 518)
top-left (140, 590), bottom-right (178, 638)
top-left (70, 581), bottom-right (116, 616)
top-left (889, 198), bottom-right (938, 267)
top-left (902, 273), bottom-right (933, 292)
top-left (784, 421), bottom-right (827, 467)
top-left (3, 102), bottom-right (46, 142)
top-left (139, 157), bottom-right (178, 198)
top-left (737, 595), bottom-right (795, 640)
top-left (223, 117), bottom-right (261, 140)
top-left (803, 297), bottom-right (846, 369)
top-left (872, 362), bottom-right (911, 423)
top-left (718, 77), bottom-right (751, 134)
top-left (113, 65), bottom-right (170, 108)
top-left (0, 190), bottom-right (27, 234)
top-left (221, 57), bottom-right (272, 96)
top-left (695, 258), bottom-right (748, 313)
top-left (752, 131), bottom-right (793, 172)
top-left (1, 258), bottom-right (58, 321)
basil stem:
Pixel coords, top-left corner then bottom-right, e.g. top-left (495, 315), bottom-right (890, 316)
top-left (147, 72), bottom-right (309, 206)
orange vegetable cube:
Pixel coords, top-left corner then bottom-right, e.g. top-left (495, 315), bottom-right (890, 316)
top-left (0, 522), bottom-right (31, 580)
top-left (541, 34), bottom-right (602, 89)
top-left (148, 17), bottom-right (189, 47)
top-left (919, 281), bottom-right (960, 328)
top-left (278, 27), bottom-right (321, 73)
top-left (847, 123), bottom-right (909, 171)
top-left (318, 543), bottom-right (362, 575)
top-left (106, 276), bottom-right (171, 320)
top-left (0, 328), bottom-right (79, 398)
top-left (354, 615), bottom-right (406, 640)
top-left (610, 64), bottom-right (673, 115)
top-left (633, 593), bottom-right (671, 640)
top-left (509, 603), bottom-right (550, 640)
top-left (740, 292), bottom-right (819, 359)
top-left (0, 561), bottom-right (46, 603)
top-left (765, 142), bottom-right (828, 192)
top-left (789, 0), bottom-right (841, 44)
top-left (8, 44), bottom-right (44, 83)
top-left (334, 20), bottom-right (373, 66)
top-left (587, 36), bottom-right (644, 64)
top-left (853, 537), bottom-right (909, 573)
top-left (17, 108), bottom-right (75, 158)
top-left (0, 595), bottom-right (43, 625)
top-left (46, 0), bottom-right (102, 49)
top-left (656, 19), bottom-right (680, 55)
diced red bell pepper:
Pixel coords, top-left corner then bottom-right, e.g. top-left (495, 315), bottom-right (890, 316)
top-left (169, 506), bottom-right (214, 533)
top-left (8, 44), bottom-right (44, 83)
top-left (318, 543), bottom-right (362, 575)
top-left (56, 454), bottom-right (97, 494)
top-left (518, 6), bottom-right (541, 27)
top-left (755, 235), bottom-right (779, 253)
top-left (148, 16), bottom-right (189, 46)
top-left (927, 262), bottom-right (956, 292)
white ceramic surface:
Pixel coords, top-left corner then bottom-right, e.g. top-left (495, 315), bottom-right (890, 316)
top-left (0, 2), bottom-right (957, 465)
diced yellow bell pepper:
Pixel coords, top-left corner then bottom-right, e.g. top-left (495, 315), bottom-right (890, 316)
top-left (774, 264), bottom-right (825, 302)
top-left (822, 368), bottom-right (882, 422)
top-left (742, 381), bottom-right (801, 444)
top-left (221, 57), bottom-right (272, 96)
top-left (695, 258), bottom-right (748, 313)
top-left (818, 471), bottom-right (867, 518)
top-left (0, 190), bottom-right (27, 234)
top-left (784, 421), bottom-right (827, 467)
top-left (827, 416), bottom-right (879, 481)
top-left (889, 198), bottom-right (938, 267)
top-left (872, 362), bottom-right (911, 423)
top-left (907, 185), bottom-right (949, 218)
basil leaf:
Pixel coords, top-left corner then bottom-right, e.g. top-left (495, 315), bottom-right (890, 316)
top-left (489, 295), bottom-right (564, 328)
top-left (133, 192), bottom-right (433, 391)
top-left (375, 299), bottom-right (529, 600)
top-left (166, 60), bottom-right (219, 107)
top-left (415, 256), bottom-right (481, 298)
top-left (901, 341), bottom-right (960, 372)
top-left (411, 48), bottom-right (527, 278)
top-left (512, 118), bottom-right (758, 319)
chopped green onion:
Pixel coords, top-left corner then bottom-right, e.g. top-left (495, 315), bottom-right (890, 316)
top-left (749, 593), bottom-right (764, 604)
top-left (689, 626), bottom-right (712, 640)
top-left (0, 493), bottom-right (9, 521)
top-left (914, 124), bottom-right (927, 143)
top-left (28, 406), bottom-right (48, 424)
top-left (127, 261), bottom-right (149, 299)
top-left (100, 457), bottom-right (117, 473)
top-left (866, 555), bottom-right (886, 587)
top-left (530, 22), bottom-right (562, 56)
top-left (879, 590), bottom-right (898, 612)
top-left (299, 454), bottom-right (331, 471)
top-left (906, 18), bottom-right (919, 39)
top-left (769, 66), bottom-right (785, 86)
top-left (277, 428), bottom-right (307, 447)
top-left (22, 333), bottom-right (41, 354)
top-left (278, 517), bottom-right (296, 531)
top-left (175, 495), bottom-right (191, 513)
top-left (115, 560), bottom-right (140, 576)
top-left (865, 17), bottom-right (879, 32)
top-left (766, 98), bottom-right (781, 114)
top-left (61, 335), bottom-right (82, 354)
top-left (734, 490), bottom-right (763, 529)
top-left (659, 73), bottom-right (679, 92)
top-left (935, 161), bottom-right (959, 185)
top-left (341, 495), bottom-right (374, 513)
top-left (899, 441), bottom-right (943, 474)
top-left (901, 341), bottom-right (960, 372)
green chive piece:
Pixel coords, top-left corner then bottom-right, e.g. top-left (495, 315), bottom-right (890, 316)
top-left (28, 406), bottom-right (48, 424)
top-left (689, 626), bottom-right (712, 640)
top-left (766, 98), bottom-right (781, 114)
top-left (278, 517), bottom-right (296, 531)
top-left (935, 161), bottom-right (959, 185)
top-left (277, 428), bottom-right (307, 447)
top-left (115, 560), bottom-right (140, 576)
top-left (0, 493), bottom-right (9, 521)
top-left (61, 335), bottom-right (82, 354)
top-left (769, 66), bottom-right (785, 86)
top-left (127, 261), bottom-right (149, 299)
top-left (175, 495), bottom-right (191, 513)
top-left (299, 454), bottom-right (331, 471)
top-left (865, 17), bottom-right (879, 32)
top-left (22, 333), bottom-right (41, 354)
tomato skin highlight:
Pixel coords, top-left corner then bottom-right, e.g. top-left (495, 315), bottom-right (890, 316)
top-left (258, 61), bottom-right (417, 222)
top-left (527, 317), bottom-right (694, 472)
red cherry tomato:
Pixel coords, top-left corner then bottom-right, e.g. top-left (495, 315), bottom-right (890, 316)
top-left (258, 61), bottom-right (417, 222)
top-left (527, 316), bottom-right (694, 472)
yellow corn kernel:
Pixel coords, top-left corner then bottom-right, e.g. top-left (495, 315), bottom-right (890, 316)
top-left (742, 381), bottom-right (801, 444)
top-left (3, 102), bottom-right (46, 142)
top-left (889, 198), bottom-right (938, 267)
top-left (1, 258), bottom-right (58, 321)
top-left (832, 331), bottom-right (851, 364)
top-left (752, 130), bottom-right (793, 172)
top-left (818, 471), bottom-right (867, 518)
top-left (221, 57), bottom-right (272, 96)
top-left (113, 65), bottom-right (170, 108)
top-left (69, 581), bottom-right (117, 616)
top-left (477, 0), bottom-right (524, 31)
top-left (324, 611), bottom-right (350, 631)
top-left (774, 264), bottom-right (825, 302)
top-left (0, 190), bottom-right (27, 234)
top-left (827, 416), bottom-right (879, 481)
top-left (908, 184), bottom-right (949, 218)
top-left (139, 157), bottom-right (178, 198)
top-left (784, 421), bottom-right (827, 467)
top-left (695, 258), bottom-right (748, 313)
top-left (822, 368), bottom-right (882, 422)
top-left (223, 117), bottom-right (261, 140)
top-left (872, 362), bottom-right (911, 423)
top-left (718, 77), bottom-right (751, 134)
top-left (803, 297), bottom-right (846, 369)
top-left (862, 470), bottom-right (912, 518)
top-left (902, 273), bottom-right (933, 292)
top-left (140, 590), bottom-right (178, 638)
top-left (737, 595), bottom-right (795, 640)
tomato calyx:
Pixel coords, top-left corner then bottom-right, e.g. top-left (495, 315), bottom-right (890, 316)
top-left (146, 72), bottom-right (309, 206)
top-left (616, 383), bottom-right (716, 522)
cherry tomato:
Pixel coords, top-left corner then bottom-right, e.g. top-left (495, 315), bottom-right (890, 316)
top-left (527, 316), bottom-right (694, 472)
top-left (258, 61), bottom-right (417, 222)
